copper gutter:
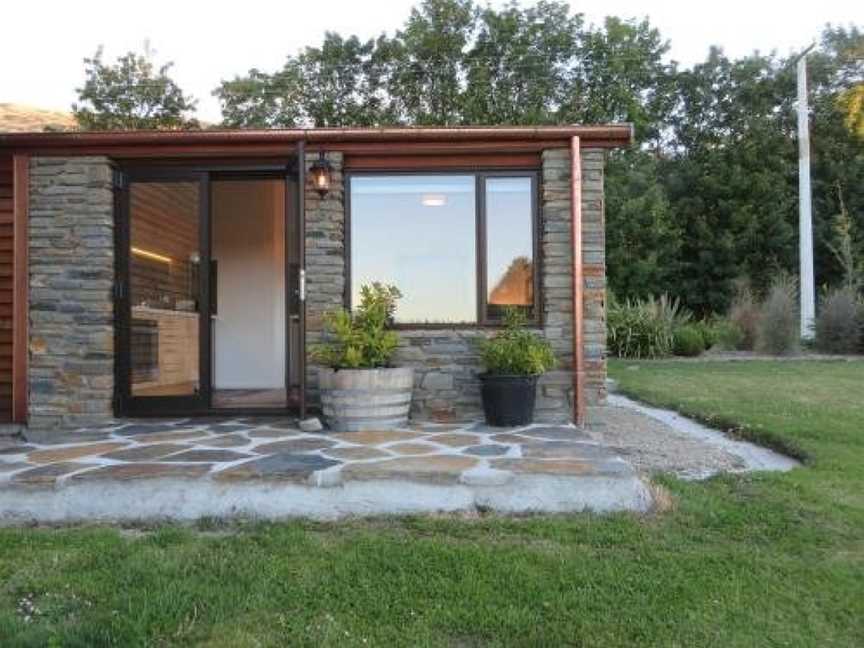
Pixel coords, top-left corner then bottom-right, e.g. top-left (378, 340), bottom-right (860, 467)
top-left (0, 124), bottom-right (633, 151)
top-left (570, 136), bottom-right (585, 427)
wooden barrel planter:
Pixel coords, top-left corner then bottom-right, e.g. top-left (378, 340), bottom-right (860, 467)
top-left (318, 367), bottom-right (414, 432)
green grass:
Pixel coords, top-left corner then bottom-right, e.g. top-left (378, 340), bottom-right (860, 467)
top-left (1, 360), bottom-right (863, 646)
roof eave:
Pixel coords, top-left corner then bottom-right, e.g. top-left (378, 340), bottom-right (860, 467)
top-left (0, 124), bottom-right (634, 154)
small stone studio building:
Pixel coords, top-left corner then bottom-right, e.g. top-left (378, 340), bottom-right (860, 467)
top-left (0, 126), bottom-right (631, 435)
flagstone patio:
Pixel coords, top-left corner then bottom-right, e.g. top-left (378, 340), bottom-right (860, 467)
top-left (0, 418), bottom-right (652, 522)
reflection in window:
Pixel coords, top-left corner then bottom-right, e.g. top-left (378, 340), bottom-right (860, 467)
top-left (350, 175), bottom-right (477, 323)
top-left (486, 177), bottom-right (534, 320)
top-left (129, 181), bottom-right (200, 396)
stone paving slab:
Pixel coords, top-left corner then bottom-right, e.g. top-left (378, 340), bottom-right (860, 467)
top-left (253, 438), bottom-right (336, 454)
top-left (0, 445), bottom-right (36, 455)
top-left (426, 433), bottom-right (482, 447)
top-left (323, 446), bottom-right (391, 461)
top-left (160, 449), bottom-right (254, 463)
top-left (329, 429), bottom-right (421, 445)
top-left (0, 462), bottom-right (32, 473)
top-left (72, 463), bottom-right (212, 481)
top-left (0, 418), bottom-right (655, 521)
top-left (247, 428), bottom-right (301, 439)
top-left (342, 455), bottom-right (479, 485)
top-left (388, 442), bottom-right (441, 455)
top-left (464, 444), bottom-right (510, 457)
top-left (27, 442), bottom-right (129, 465)
top-left (201, 434), bottom-right (251, 448)
top-left (491, 458), bottom-right (634, 477)
top-left (214, 453), bottom-right (341, 483)
top-left (101, 443), bottom-right (192, 461)
top-left (13, 462), bottom-right (96, 485)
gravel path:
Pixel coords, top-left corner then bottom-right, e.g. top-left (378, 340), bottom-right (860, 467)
top-left (587, 394), bottom-right (799, 480)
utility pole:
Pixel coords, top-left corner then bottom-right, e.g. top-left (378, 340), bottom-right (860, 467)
top-left (796, 44), bottom-right (816, 340)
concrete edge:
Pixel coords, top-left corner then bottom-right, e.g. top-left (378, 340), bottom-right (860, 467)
top-left (0, 474), bottom-right (654, 524)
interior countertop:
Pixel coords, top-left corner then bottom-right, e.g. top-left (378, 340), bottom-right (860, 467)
top-left (132, 306), bottom-right (199, 319)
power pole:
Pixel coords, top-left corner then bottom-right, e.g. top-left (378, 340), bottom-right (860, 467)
top-left (796, 44), bottom-right (816, 340)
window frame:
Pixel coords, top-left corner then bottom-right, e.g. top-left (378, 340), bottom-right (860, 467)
top-left (345, 168), bottom-right (542, 328)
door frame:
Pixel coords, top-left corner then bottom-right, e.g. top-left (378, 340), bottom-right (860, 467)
top-left (114, 160), bottom-right (305, 418)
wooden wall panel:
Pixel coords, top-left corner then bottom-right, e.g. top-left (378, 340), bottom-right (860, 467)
top-left (343, 152), bottom-right (541, 171)
top-left (0, 155), bottom-right (14, 422)
top-left (12, 155), bottom-right (29, 423)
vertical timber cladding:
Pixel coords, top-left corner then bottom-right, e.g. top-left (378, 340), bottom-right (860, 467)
top-left (0, 155), bottom-right (13, 422)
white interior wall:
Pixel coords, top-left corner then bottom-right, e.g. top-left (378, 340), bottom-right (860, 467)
top-left (212, 180), bottom-right (285, 389)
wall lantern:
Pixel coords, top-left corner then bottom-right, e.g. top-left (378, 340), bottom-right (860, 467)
top-left (309, 151), bottom-right (333, 197)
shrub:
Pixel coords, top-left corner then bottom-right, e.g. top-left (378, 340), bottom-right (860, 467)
top-left (313, 283), bottom-right (401, 369)
top-left (728, 283), bottom-right (760, 350)
top-left (607, 293), bottom-right (679, 359)
top-left (693, 319), bottom-right (719, 350)
top-left (647, 293), bottom-right (692, 330)
top-left (480, 309), bottom-right (556, 375)
top-left (673, 325), bottom-right (706, 356)
top-left (714, 319), bottom-right (746, 350)
top-left (814, 287), bottom-right (863, 354)
top-left (755, 275), bottom-right (799, 355)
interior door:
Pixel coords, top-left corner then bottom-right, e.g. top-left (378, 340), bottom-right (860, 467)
top-left (117, 170), bottom-right (211, 416)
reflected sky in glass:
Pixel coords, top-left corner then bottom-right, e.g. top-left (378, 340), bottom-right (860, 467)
top-left (485, 177), bottom-right (533, 305)
top-left (351, 175), bottom-right (476, 323)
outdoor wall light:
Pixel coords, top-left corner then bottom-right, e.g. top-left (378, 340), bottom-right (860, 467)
top-left (309, 151), bottom-right (333, 197)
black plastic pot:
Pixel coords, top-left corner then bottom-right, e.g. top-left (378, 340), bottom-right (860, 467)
top-left (479, 373), bottom-right (539, 427)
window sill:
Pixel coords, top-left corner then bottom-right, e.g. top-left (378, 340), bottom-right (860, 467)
top-left (392, 322), bottom-right (542, 331)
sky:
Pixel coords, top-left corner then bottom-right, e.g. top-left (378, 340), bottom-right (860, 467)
top-left (2, 0), bottom-right (861, 123)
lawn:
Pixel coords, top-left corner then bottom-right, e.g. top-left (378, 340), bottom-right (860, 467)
top-left (1, 360), bottom-right (862, 647)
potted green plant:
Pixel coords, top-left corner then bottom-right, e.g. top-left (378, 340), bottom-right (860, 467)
top-left (479, 309), bottom-right (556, 426)
top-left (313, 283), bottom-right (413, 432)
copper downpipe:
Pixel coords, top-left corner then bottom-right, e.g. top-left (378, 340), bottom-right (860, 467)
top-left (570, 136), bottom-right (586, 427)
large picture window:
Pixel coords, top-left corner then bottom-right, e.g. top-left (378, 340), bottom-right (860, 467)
top-left (349, 171), bottom-right (538, 325)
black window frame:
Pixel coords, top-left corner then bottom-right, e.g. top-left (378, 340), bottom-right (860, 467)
top-left (345, 168), bottom-right (541, 328)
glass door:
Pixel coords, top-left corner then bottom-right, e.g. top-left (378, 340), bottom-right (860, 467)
top-left (117, 171), bottom-right (211, 415)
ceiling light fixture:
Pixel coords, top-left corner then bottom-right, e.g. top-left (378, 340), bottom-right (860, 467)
top-left (131, 247), bottom-right (172, 264)
top-left (421, 193), bottom-right (446, 207)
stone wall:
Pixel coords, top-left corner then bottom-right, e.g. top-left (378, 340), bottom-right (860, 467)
top-left (580, 149), bottom-right (608, 409)
top-left (305, 147), bottom-right (607, 424)
top-left (25, 147), bottom-right (606, 429)
top-left (28, 157), bottom-right (115, 430)
top-left (303, 152), bottom-right (346, 406)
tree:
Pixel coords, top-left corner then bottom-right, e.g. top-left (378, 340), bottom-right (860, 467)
top-left (563, 16), bottom-right (675, 147)
top-left (216, 33), bottom-right (399, 128)
top-left (388, 0), bottom-right (476, 124)
top-left (73, 46), bottom-right (198, 130)
top-left (462, 1), bottom-right (579, 125)
top-left (605, 150), bottom-right (680, 301)
top-left (214, 7), bottom-right (863, 314)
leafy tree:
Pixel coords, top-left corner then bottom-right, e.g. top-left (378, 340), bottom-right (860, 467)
top-left (73, 46), bottom-right (198, 130)
top-left (563, 16), bottom-right (675, 146)
top-left (207, 7), bottom-right (863, 315)
top-left (217, 33), bottom-right (399, 128)
top-left (839, 84), bottom-right (864, 138)
top-left (806, 26), bottom-right (864, 290)
top-left (217, 67), bottom-right (303, 128)
top-left (388, 0), bottom-right (476, 124)
top-left (462, 1), bottom-right (579, 125)
top-left (605, 150), bottom-right (680, 300)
